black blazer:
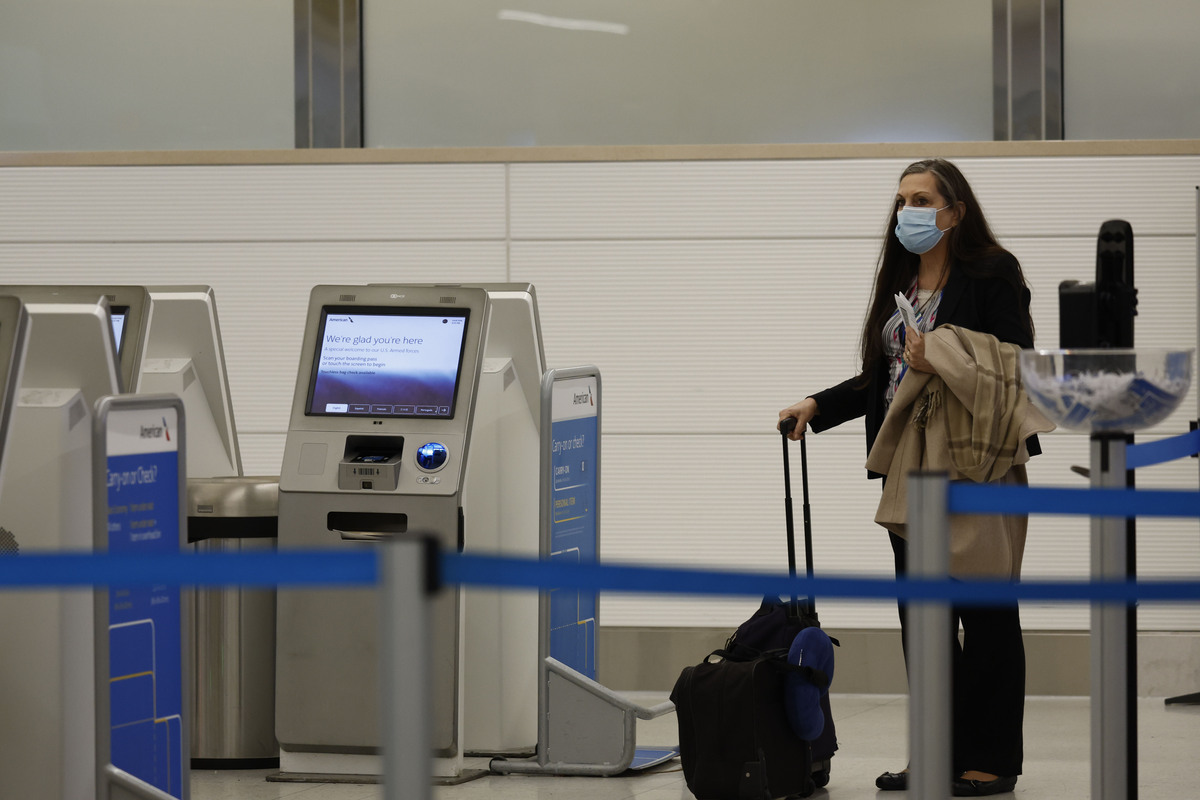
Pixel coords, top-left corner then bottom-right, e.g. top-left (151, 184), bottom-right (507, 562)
top-left (808, 251), bottom-right (1039, 477)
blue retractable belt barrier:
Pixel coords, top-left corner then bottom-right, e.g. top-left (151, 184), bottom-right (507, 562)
top-left (442, 552), bottom-right (1200, 604)
top-left (1125, 429), bottom-right (1200, 470)
top-left (0, 550), bottom-right (378, 588)
top-left (948, 483), bottom-right (1200, 518)
top-left (2, 549), bottom-right (1197, 605)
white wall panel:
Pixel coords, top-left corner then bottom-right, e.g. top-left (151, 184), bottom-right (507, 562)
top-left (512, 157), bottom-right (1200, 240)
top-left (0, 164), bottom-right (507, 242)
top-left (513, 239), bottom-right (880, 434)
top-left (954, 157), bottom-right (1200, 238)
top-left (511, 160), bottom-right (904, 240)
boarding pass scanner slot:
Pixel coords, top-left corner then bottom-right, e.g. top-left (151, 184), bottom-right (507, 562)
top-left (337, 435), bottom-right (404, 491)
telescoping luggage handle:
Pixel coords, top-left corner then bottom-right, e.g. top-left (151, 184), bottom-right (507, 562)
top-left (778, 417), bottom-right (815, 612)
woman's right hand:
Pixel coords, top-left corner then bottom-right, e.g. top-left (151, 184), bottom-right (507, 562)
top-left (778, 397), bottom-right (819, 441)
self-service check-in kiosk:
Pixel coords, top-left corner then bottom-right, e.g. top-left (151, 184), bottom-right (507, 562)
top-left (276, 285), bottom-right (491, 780)
top-left (276, 282), bottom-right (549, 780)
top-left (0, 293), bottom-right (121, 799)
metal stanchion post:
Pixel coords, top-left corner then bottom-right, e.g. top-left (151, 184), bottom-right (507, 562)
top-left (1091, 434), bottom-right (1132, 800)
top-left (382, 537), bottom-right (438, 800)
top-left (907, 471), bottom-right (953, 800)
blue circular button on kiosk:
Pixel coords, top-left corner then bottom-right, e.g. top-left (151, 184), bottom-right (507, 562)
top-left (416, 442), bottom-right (449, 471)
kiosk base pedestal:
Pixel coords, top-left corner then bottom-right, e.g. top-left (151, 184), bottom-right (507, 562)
top-left (268, 769), bottom-right (489, 786)
top-left (490, 658), bottom-right (677, 777)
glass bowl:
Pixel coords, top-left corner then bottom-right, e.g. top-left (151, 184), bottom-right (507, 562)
top-left (1019, 348), bottom-right (1194, 433)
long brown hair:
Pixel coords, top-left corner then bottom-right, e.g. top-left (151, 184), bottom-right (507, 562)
top-left (857, 158), bottom-right (1030, 382)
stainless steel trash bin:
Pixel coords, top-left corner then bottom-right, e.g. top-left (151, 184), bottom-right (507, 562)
top-left (187, 476), bottom-right (279, 768)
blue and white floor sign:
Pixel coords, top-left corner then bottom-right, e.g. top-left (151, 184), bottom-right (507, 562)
top-left (548, 376), bottom-right (598, 679)
top-left (105, 407), bottom-right (184, 798)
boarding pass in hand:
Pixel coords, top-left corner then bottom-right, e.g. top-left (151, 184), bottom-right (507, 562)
top-left (894, 292), bottom-right (919, 330)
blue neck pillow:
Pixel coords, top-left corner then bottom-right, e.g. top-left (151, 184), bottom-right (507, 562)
top-left (784, 626), bottom-right (835, 741)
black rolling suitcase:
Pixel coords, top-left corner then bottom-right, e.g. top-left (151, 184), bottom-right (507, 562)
top-left (670, 419), bottom-right (838, 799)
top-left (670, 646), bottom-right (820, 800)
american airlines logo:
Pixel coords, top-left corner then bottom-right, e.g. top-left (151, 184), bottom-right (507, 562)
top-left (140, 417), bottom-right (171, 440)
top-left (572, 388), bottom-right (594, 406)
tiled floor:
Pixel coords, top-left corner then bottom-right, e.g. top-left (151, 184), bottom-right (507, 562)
top-left (191, 693), bottom-right (1199, 799)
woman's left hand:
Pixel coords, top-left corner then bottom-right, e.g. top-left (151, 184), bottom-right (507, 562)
top-left (904, 326), bottom-right (934, 373)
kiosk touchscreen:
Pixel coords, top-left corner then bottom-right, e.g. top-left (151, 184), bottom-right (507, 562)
top-left (307, 306), bottom-right (471, 421)
top-left (0, 296), bottom-right (120, 799)
top-left (0, 285), bottom-right (149, 392)
top-left (276, 285), bottom-right (489, 780)
top-left (141, 286), bottom-right (242, 479)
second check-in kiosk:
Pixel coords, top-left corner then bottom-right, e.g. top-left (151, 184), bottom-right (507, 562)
top-left (276, 285), bottom-right (490, 780)
top-left (0, 293), bottom-right (121, 799)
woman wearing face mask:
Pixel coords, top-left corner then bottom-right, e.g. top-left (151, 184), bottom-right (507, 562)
top-left (778, 158), bottom-right (1038, 797)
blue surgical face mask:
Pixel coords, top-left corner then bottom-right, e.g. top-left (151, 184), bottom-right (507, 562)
top-left (895, 205), bottom-right (949, 254)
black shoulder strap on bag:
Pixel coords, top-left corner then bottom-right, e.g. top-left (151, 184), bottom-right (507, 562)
top-left (704, 648), bottom-right (829, 690)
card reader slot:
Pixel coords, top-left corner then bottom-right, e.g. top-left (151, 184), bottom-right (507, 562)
top-left (328, 511), bottom-right (407, 542)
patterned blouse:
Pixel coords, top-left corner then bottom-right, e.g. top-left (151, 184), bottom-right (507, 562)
top-left (883, 278), bottom-right (943, 407)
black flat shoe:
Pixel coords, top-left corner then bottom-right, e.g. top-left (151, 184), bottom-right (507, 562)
top-left (875, 770), bottom-right (908, 791)
top-left (952, 774), bottom-right (1017, 796)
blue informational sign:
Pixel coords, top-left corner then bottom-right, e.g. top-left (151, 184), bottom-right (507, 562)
top-left (104, 407), bottom-right (184, 798)
top-left (547, 376), bottom-right (599, 679)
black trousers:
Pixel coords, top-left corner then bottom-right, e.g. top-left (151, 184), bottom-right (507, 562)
top-left (890, 531), bottom-right (1025, 777)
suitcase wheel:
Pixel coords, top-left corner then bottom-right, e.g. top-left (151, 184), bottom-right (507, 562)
top-left (811, 759), bottom-right (831, 788)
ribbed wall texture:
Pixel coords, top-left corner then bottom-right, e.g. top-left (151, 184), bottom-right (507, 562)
top-left (1, 155), bottom-right (1196, 631)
